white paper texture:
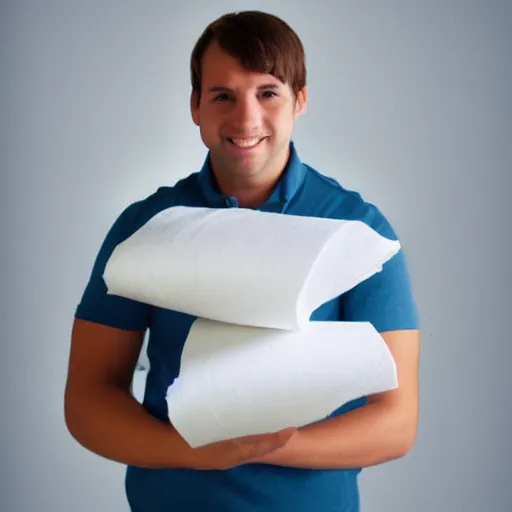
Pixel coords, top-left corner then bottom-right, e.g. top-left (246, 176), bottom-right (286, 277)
top-left (103, 206), bottom-right (401, 331)
top-left (166, 318), bottom-right (398, 448)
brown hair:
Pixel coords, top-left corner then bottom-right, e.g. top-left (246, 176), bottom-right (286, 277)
top-left (190, 11), bottom-right (306, 104)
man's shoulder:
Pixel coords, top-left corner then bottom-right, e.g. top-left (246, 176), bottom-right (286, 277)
top-left (301, 165), bottom-right (396, 239)
top-left (114, 172), bottom-right (202, 237)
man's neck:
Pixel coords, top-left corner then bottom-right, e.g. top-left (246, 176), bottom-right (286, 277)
top-left (210, 145), bottom-right (291, 209)
top-left (214, 174), bottom-right (280, 209)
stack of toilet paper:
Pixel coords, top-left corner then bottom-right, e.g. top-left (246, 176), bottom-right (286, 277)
top-left (103, 206), bottom-right (400, 448)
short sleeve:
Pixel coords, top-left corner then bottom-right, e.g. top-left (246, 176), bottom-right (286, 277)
top-left (340, 206), bottom-right (419, 333)
top-left (74, 202), bottom-right (151, 331)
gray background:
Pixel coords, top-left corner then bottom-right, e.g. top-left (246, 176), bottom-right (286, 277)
top-left (2, 1), bottom-right (511, 511)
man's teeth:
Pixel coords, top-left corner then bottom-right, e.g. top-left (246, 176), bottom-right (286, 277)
top-left (230, 137), bottom-right (263, 148)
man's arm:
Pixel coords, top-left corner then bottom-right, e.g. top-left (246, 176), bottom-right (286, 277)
top-left (64, 318), bottom-right (296, 471)
top-left (253, 328), bottom-right (420, 469)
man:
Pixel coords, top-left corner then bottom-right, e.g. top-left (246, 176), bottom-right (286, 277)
top-left (64, 10), bottom-right (420, 512)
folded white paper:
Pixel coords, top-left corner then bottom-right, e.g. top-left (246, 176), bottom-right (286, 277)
top-left (166, 318), bottom-right (398, 448)
top-left (104, 206), bottom-right (401, 331)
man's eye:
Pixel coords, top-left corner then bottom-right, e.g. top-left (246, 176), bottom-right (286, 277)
top-left (213, 93), bottom-right (231, 102)
top-left (261, 91), bottom-right (277, 98)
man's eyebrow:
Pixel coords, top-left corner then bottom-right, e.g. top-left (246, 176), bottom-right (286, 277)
top-left (257, 83), bottom-right (280, 90)
top-left (207, 86), bottom-right (233, 94)
top-left (207, 83), bottom-right (280, 94)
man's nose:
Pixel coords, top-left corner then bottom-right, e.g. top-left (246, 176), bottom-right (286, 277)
top-left (230, 97), bottom-right (261, 132)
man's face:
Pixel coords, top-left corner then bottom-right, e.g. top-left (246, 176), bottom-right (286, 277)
top-left (191, 41), bottom-right (307, 184)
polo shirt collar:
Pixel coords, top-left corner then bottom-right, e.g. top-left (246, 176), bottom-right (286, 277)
top-left (197, 140), bottom-right (307, 211)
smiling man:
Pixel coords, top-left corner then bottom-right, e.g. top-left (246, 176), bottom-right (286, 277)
top-left (65, 10), bottom-right (420, 512)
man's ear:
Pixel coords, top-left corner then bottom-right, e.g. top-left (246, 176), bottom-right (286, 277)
top-left (190, 90), bottom-right (200, 126)
top-left (294, 86), bottom-right (308, 119)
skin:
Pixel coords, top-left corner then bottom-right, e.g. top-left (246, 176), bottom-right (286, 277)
top-left (190, 40), bottom-right (307, 208)
top-left (64, 40), bottom-right (420, 472)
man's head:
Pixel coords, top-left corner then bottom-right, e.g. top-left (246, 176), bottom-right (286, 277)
top-left (189, 11), bottom-right (308, 189)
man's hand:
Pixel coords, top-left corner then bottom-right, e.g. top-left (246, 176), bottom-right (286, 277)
top-left (66, 319), bottom-right (298, 471)
top-left (188, 427), bottom-right (298, 470)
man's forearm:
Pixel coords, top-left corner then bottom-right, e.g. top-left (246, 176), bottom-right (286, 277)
top-left (65, 385), bottom-right (297, 471)
top-left (65, 385), bottom-right (199, 469)
top-left (253, 401), bottom-right (417, 469)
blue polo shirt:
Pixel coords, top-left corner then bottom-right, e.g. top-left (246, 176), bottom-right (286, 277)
top-left (75, 141), bottom-right (419, 512)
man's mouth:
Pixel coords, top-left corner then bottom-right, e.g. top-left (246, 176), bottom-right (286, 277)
top-left (227, 137), bottom-right (267, 149)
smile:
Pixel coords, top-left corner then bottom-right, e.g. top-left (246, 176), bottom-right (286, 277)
top-left (228, 137), bottom-right (267, 149)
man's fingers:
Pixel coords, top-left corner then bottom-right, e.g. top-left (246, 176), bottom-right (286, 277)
top-left (234, 433), bottom-right (273, 446)
top-left (246, 429), bottom-right (296, 459)
top-left (234, 428), bottom-right (298, 462)
top-left (275, 427), bottom-right (297, 444)
top-left (234, 427), bottom-right (297, 447)
top-left (264, 427), bottom-right (297, 447)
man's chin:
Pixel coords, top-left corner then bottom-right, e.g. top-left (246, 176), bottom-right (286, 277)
top-left (210, 147), bottom-right (279, 178)
top-left (216, 151), bottom-right (267, 170)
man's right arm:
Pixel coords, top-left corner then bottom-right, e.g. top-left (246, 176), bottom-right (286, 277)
top-left (64, 317), bottom-right (295, 471)
top-left (66, 201), bottom-right (294, 470)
